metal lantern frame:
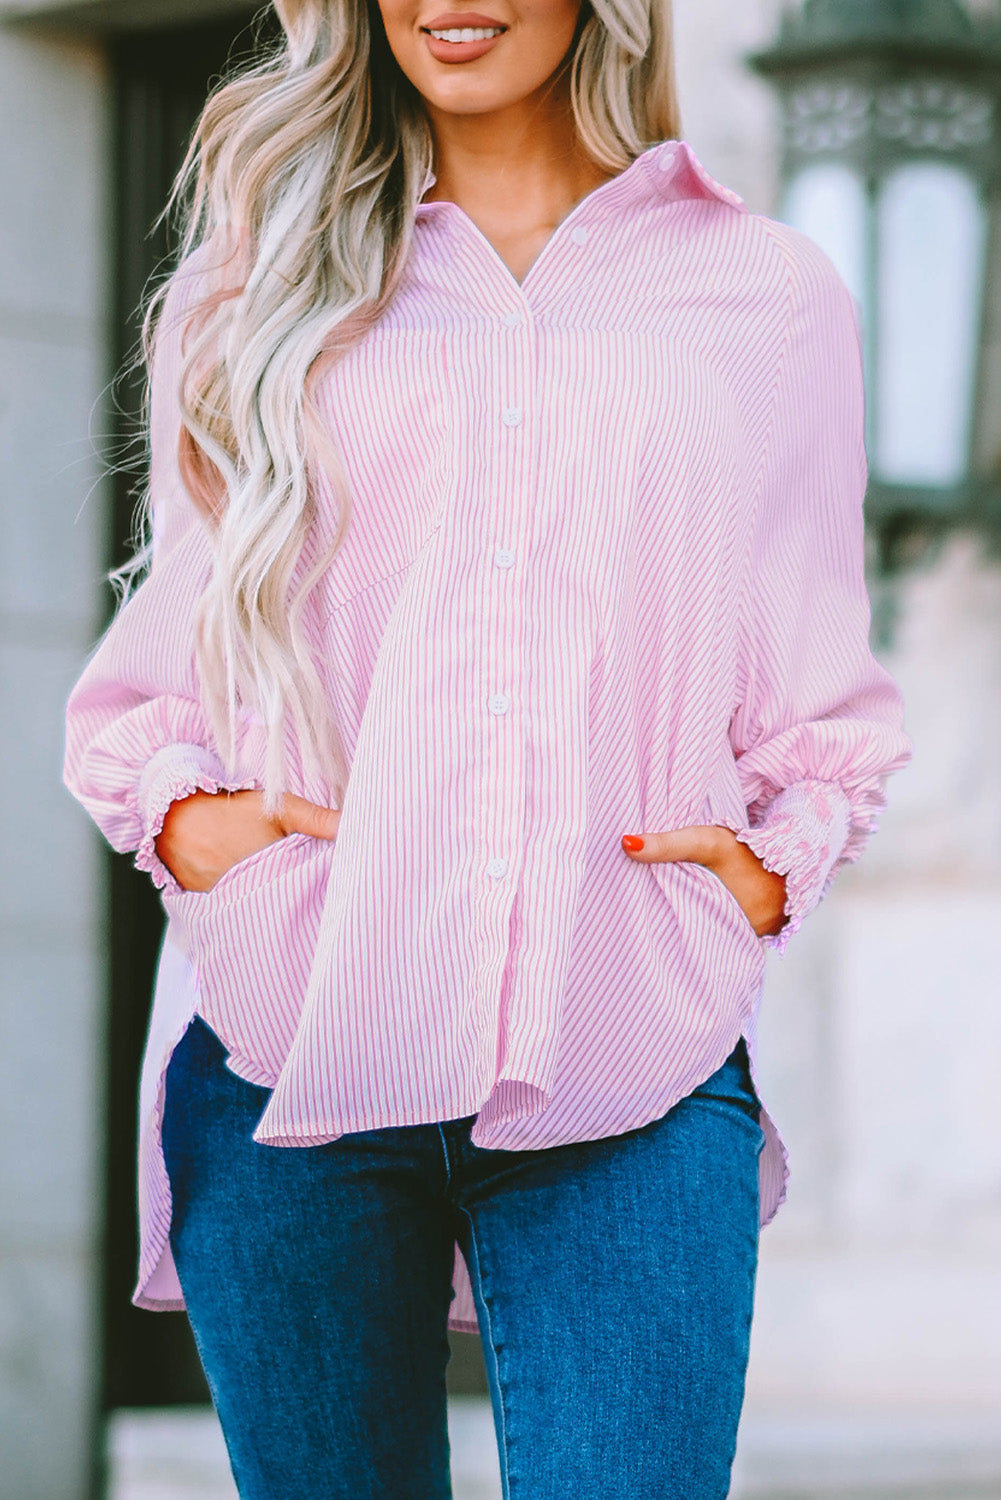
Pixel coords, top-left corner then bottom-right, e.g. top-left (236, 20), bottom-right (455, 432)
top-left (750, 0), bottom-right (1001, 576)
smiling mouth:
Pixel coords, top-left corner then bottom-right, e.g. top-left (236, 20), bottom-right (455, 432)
top-left (420, 25), bottom-right (509, 40)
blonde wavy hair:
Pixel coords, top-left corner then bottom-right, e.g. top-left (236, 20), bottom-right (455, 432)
top-left (140, 0), bottom-right (681, 813)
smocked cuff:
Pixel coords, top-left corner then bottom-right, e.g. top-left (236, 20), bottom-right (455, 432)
top-left (732, 779), bottom-right (852, 957)
top-left (135, 743), bottom-right (259, 892)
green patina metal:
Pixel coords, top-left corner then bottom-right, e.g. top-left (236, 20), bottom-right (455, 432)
top-left (752, 0), bottom-right (1001, 72)
top-left (751, 0), bottom-right (1001, 182)
top-left (797, 0), bottom-right (973, 38)
top-left (749, 1), bottom-right (1001, 589)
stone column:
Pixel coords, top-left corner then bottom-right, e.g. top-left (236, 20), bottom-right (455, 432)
top-left (0, 15), bottom-right (109, 1499)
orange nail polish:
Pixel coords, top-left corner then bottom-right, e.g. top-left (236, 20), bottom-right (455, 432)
top-left (622, 835), bottom-right (644, 852)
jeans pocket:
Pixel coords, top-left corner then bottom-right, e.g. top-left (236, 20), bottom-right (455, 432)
top-left (691, 1037), bottom-right (761, 1124)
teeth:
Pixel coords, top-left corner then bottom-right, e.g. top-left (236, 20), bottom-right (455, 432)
top-left (428, 26), bottom-right (504, 41)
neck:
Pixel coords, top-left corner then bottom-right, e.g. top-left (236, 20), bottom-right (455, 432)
top-left (420, 76), bottom-right (615, 232)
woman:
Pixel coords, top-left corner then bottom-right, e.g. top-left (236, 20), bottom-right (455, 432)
top-left (64, 1), bottom-right (913, 1495)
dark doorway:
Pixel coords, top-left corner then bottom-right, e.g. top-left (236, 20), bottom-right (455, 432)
top-left (104, 8), bottom-right (275, 1410)
top-left (103, 8), bottom-right (488, 1410)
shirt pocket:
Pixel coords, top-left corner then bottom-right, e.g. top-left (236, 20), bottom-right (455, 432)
top-left (683, 858), bottom-right (764, 953)
top-left (161, 831), bottom-right (335, 1079)
top-left (700, 746), bottom-right (749, 835)
top-left (692, 752), bottom-right (764, 950)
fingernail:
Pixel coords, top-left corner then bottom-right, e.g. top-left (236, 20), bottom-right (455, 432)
top-left (622, 835), bottom-right (644, 852)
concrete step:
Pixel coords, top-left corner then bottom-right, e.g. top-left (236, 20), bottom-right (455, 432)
top-left (107, 1400), bottom-right (502, 1500)
top-left (107, 1399), bottom-right (1001, 1499)
top-left (731, 1404), bottom-right (1001, 1498)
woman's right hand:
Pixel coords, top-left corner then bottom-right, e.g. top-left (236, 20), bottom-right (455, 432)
top-left (154, 789), bottom-right (341, 893)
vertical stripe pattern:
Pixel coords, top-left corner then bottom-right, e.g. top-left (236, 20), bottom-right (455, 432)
top-left (63, 139), bottom-right (913, 1330)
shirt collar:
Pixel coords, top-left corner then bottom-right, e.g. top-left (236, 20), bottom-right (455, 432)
top-left (414, 138), bottom-right (745, 219)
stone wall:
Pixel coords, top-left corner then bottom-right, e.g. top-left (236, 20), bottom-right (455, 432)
top-left (0, 17), bottom-right (109, 1500)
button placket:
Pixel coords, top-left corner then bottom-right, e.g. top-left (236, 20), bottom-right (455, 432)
top-left (477, 309), bottom-right (533, 909)
top-left (494, 318), bottom-right (521, 575)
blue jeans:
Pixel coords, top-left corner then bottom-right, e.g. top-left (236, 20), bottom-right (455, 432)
top-left (162, 1015), bottom-right (765, 1499)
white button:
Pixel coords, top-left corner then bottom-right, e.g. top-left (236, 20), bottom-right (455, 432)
top-left (488, 692), bottom-right (510, 716)
top-left (486, 858), bottom-right (509, 879)
top-left (493, 547), bottom-right (516, 569)
top-left (501, 406), bottom-right (523, 427)
top-left (501, 311), bottom-right (522, 328)
top-left (658, 148), bottom-right (678, 172)
top-left (569, 225), bottom-right (588, 246)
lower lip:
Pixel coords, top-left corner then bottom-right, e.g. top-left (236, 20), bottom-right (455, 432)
top-left (421, 29), bottom-right (507, 62)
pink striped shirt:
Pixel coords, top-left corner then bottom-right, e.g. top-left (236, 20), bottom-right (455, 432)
top-left (64, 138), bottom-right (913, 1332)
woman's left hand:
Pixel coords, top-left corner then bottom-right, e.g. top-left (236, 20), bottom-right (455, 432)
top-left (621, 825), bottom-right (788, 938)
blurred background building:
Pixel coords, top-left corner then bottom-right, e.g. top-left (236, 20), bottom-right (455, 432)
top-left (1, 0), bottom-right (1000, 1497)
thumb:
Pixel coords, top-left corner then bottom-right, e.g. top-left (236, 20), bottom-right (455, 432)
top-left (621, 826), bottom-right (720, 865)
top-left (277, 794), bottom-right (341, 841)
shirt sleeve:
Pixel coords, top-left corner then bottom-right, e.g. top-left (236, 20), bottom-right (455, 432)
top-left (63, 244), bottom-right (257, 892)
top-left (727, 226), bottom-right (913, 955)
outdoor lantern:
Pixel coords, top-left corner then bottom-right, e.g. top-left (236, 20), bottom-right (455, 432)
top-left (750, 0), bottom-right (1001, 575)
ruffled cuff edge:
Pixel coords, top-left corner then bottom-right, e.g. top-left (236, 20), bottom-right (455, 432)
top-left (135, 743), bottom-right (259, 892)
top-left (732, 779), bottom-right (852, 957)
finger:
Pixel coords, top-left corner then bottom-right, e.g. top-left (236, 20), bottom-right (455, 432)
top-left (621, 826), bottom-right (722, 865)
top-left (277, 795), bottom-right (341, 841)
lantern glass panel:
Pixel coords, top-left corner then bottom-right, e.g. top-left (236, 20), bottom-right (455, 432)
top-left (875, 160), bottom-right (987, 487)
top-left (781, 162), bottom-right (867, 310)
